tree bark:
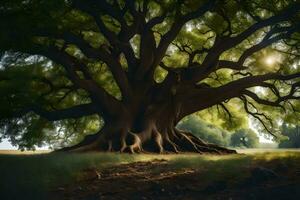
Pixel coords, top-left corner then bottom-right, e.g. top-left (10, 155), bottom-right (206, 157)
top-left (3, 0), bottom-right (300, 155)
top-left (58, 100), bottom-right (236, 154)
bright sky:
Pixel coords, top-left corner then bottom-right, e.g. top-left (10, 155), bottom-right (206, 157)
top-left (0, 139), bottom-right (16, 150)
top-left (249, 117), bottom-right (274, 143)
top-left (258, 134), bottom-right (274, 143)
top-left (0, 139), bottom-right (49, 150)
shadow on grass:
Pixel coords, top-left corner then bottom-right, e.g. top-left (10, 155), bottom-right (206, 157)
top-left (0, 152), bottom-right (158, 200)
top-left (1, 151), bottom-right (300, 200)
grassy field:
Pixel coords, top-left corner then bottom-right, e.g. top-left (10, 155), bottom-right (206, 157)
top-left (1, 149), bottom-right (300, 199)
top-left (0, 150), bottom-right (50, 154)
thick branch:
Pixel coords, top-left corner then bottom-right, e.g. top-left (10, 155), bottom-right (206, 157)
top-left (152, 0), bottom-right (218, 71)
top-left (72, 0), bottom-right (137, 89)
top-left (25, 45), bottom-right (123, 116)
top-left (184, 3), bottom-right (300, 82)
top-left (225, 3), bottom-right (300, 51)
top-left (179, 72), bottom-right (300, 119)
top-left (61, 32), bottom-right (132, 100)
top-left (11, 103), bottom-right (98, 121)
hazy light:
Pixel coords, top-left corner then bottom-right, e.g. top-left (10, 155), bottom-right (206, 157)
top-left (248, 118), bottom-right (274, 144)
top-left (253, 86), bottom-right (267, 96)
top-left (186, 23), bottom-right (193, 32)
top-left (265, 56), bottom-right (276, 65)
top-left (292, 63), bottom-right (299, 69)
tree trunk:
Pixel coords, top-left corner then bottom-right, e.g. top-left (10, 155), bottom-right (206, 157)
top-left (58, 103), bottom-right (236, 154)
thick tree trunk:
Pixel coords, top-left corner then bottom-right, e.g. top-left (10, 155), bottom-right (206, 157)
top-left (58, 103), bottom-right (236, 154)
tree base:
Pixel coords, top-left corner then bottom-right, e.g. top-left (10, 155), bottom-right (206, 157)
top-left (56, 127), bottom-right (236, 155)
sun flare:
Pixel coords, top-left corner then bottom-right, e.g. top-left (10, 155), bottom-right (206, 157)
top-left (265, 56), bottom-right (276, 65)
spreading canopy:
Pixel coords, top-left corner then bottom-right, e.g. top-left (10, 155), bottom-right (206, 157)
top-left (0, 0), bottom-right (300, 150)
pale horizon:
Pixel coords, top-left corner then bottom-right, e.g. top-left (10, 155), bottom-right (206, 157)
top-left (0, 139), bottom-right (49, 150)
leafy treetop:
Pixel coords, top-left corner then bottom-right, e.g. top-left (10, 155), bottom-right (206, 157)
top-left (0, 0), bottom-right (299, 150)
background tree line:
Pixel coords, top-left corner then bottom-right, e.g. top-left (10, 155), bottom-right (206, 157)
top-left (177, 115), bottom-right (259, 148)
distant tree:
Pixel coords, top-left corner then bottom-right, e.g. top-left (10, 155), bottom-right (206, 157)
top-left (0, 0), bottom-right (300, 153)
top-left (230, 129), bottom-right (259, 148)
top-left (279, 124), bottom-right (300, 148)
top-left (177, 115), bottom-right (229, 146)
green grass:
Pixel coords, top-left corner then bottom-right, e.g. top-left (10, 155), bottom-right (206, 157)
top-left (1, 150), bottom-right (300, 199)
top-left (167, 151), bottom-right (300, 185)
top-left (0, 152), bottom-right (168, 199)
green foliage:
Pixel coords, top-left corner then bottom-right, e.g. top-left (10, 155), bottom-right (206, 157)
top-left (230, 129), bottom-right (259, 148)
top-left (177, 115), bottom-right (230, 146)
top-left (0, 0), bottom-right (299, 150)
top-left (279, 124), bottom-right (300, 148)
top-left (0, 53), bottom-right (104, 150)
top-left (196, 99), bottom-right (248, 131)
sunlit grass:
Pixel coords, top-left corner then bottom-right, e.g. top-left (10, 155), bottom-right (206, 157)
top-left (1, 150), bottom-right (300, 199)
top-left (0, 150), bottom-right (50, 155)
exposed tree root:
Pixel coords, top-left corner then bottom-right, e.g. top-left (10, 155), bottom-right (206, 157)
top-left (128, 132), bottom-right (143, 153)
top-left (56, 125), bottom-right (236, 154)
top-left (175, 129), bottom-right (237, 154)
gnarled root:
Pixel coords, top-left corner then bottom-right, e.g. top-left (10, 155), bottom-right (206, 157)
top-left (174, 129), bottom-right (237, 154)
top-left (56, 126), bottom-right (236, 154)
top-left (128, 132), bottom-right (143, 153)
top-left (153, 128), bottom-right (164, 153)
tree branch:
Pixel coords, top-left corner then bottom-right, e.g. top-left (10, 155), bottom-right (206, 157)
top-left (152, 0), bottom-right (218, 72)
top-left (60, 32), bottom-right (132, 100)
top-left (184, 3), bottom-right (300, 82)
top-left (24, 45), bottom-right (124, 116)
top-left (72, 0), bottom-right (138, 85)
top-left (240, 95), bottom-right (275, 136)
top-left (179, 72), bottom-right (300, 119)
top-left (11, 103), bottom-right (98, 121)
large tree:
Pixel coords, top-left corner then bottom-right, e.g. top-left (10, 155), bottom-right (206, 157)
top-left (0, 0), bottom-right (300, 153)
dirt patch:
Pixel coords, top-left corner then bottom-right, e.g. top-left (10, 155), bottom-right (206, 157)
top-left (50, 158), bottom-right (300, 200)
